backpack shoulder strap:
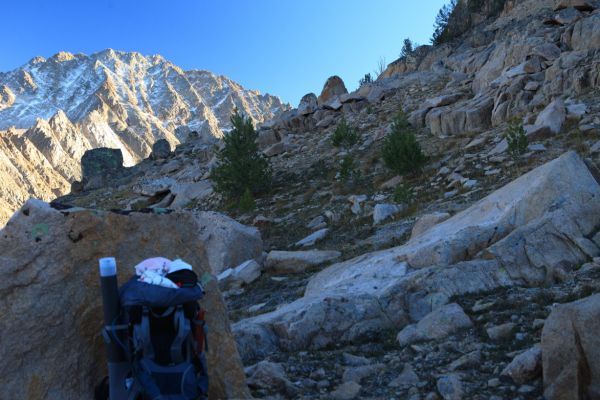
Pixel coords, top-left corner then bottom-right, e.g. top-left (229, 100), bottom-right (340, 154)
top-left (133, 306), bottom-right (154, 360)
top-left (193, 307), bottom-right (208, 353)
top-left (170, 305), bottom-right (191, 364)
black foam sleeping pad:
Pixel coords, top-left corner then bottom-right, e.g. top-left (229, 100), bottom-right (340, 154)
top-left (165, 269), bottom-right (198, 288)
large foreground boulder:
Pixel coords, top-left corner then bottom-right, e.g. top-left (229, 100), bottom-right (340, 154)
top-left (542, 294), bottom-right (600, 400)
top-left (233, 152), bottom-right (600, 361)
top-left (0, 200), bottom-right (251, 399)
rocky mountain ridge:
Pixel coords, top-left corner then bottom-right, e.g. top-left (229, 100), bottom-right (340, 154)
top-left (0, 49), bottom-right (288, 224)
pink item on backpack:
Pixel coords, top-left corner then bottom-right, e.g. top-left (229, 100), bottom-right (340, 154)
top-left (134, 257), bottom-right (172, 277)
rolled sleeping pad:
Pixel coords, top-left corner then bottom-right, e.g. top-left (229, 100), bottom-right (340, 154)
top-left (99, 257), bottom-right (130, 400)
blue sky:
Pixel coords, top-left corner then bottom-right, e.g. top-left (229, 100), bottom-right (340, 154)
top-left (2, 0), bottom-right (448, 105)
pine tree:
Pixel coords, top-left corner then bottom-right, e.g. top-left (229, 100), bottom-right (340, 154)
top-left (400, 38), bottom-right (414, 59)
top-left (431, 0), bottom-right (457, 45)
top-left (381, 112), bottom-right (427, 175)
top-left (331, 118), bottom-right (359, 148)
top-left (211, 111), bottom-right (271, 201)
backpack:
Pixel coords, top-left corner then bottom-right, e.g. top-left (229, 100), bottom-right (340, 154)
top-left (118, 272), bottom-right (209, 400)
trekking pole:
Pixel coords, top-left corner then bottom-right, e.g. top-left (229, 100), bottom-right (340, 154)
top-left (99, 258), bottom-right (130, 400)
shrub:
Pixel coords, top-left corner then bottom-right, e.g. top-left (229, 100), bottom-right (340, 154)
top-left (393, 184), bottom-right (414, 204)
top-left (339, 154), bottom-right (361, 182)
top-left (375, 56), bottom-right (387, 78)
top-left (331, 118), bottom-right (360, 148)
top-left (505, 119), bottom-right (528, 160)
top-left (381, 112), bottom-right (427, 175)
top-left (359, 73), bottom-right (373, 87)
top-left (211, 110), bottom-right (272, 201)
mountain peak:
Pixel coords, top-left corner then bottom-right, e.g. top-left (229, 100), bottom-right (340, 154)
top-left (51, 109), bottom-right (68, 120)
top-left (49, 110), bottom-right (73, 130)
top-left (96, 48), bottom-right (118, 58)
top-left (50, 51), bottom-right (76, 62)
top-left (28, 56), bottom-right (46, 65)
top-left (0, 50), bottom-right (288, 131)
top-left (32, 116), bottom-right (51, 131)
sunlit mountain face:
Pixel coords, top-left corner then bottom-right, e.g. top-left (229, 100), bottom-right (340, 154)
top-left (0, 49), bottom-right (289, 224)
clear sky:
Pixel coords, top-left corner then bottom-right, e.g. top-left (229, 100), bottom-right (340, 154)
top-left (2, 0), bottom-right (448, 106)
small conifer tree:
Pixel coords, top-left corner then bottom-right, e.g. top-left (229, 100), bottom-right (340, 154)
top-left (400, 38), bottom-right (414, 59)
top-left (505, 118), bottom-right (529, 160)
top-left (211, 111), bottom-right (271, 203)
top-left (331, 118), bottom-right (360, 149)
top-left (381, 112), bottom-right (427, 175)
top-left (393, 184), bottom-right (414, 204)
top-left (339, 154), bottom-right (361, 182)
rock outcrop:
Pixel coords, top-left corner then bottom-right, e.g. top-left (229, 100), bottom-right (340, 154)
top-left (265, 250), bottom-right (342, 274)
top-left (298, 93), bottom-right (318, 115)
top-left (233, 152), bottom-right (600, 360)
top-left (501, 345), bottom-right (542, 385)
top-left (317, 76), bottom-right (348, 105)
top-left (542, 293), bottom-right (600, 400)
top-left (151, 139), bottom-right (171, 159)
top-left (194, 211), bottom-right (263, 275)
top-left (0, 200), bottom-right (252, 399)
top-left (81, 147), bottom-right (125, 189)
top-left (396, 303), bottom-right (473, 346)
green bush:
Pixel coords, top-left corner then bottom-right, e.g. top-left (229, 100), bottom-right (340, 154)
top-left (331, 118), bottom-right (360, 148)
top-left (211, 110), bottom-right (272, 201)
top-left (505, 119), bottom-right (528, 160)
top-left (381, 112), bottom-right (427, 175)
top-left (359, 73), bottom-right (373, 87)
top-left (393, 184), bottom-right (414, 204)
top-left (339, 154), bottom-right (361, 182)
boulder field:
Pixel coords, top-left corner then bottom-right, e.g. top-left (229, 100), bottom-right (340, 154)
top-left (233, 151), bottom-right (600, 363)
